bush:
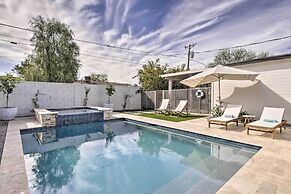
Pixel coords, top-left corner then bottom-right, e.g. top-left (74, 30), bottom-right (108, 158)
top-left (211, 104), bottom-right (224, 117)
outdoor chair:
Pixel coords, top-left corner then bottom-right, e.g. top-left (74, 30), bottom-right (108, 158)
top-left (155, 99), bottom-right (169, 114)
top-left (246, 107), bottom-right (287, 139)
top-left (208, 104), bottom-right (243, 130)
top-left (167, 100), bottom-right (188, 116)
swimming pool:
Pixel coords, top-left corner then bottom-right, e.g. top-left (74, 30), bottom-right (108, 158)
top-left (21, 119), bottom-right (259, 194)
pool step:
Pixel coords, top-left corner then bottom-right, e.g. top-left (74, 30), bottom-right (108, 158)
top-left (154, 149), bottom-right (252, 194)
top-left (153, 168), bottom-right (209, 194)
top-left (153, 154), bottom-right (218, 194)
top-left (207, 149), bottom-right (252, 181)
top-left (185, 149), bottom-right (251, 194)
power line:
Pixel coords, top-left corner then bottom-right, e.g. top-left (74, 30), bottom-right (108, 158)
top-left (0, 22), bottom-right (186, 59)
top-left (0, 31), bottom-right (144, 62)
top-left (81, 49), bottom-right (139, 62)
top-left (192, 59), bottom-right (207, 66)
top-left (0, 36), bottom-right (212, 67)
top-left (7, 21), bottom-right (285, 67)
top-left (0, 37), bottom-right (139, 65)
top-left (193, 35), bottom-right (291, 54)
top-left (0, 38), bottom-right (32, 46)
top-left (1, 22), bottom-right (291, 58)
top-left (0, 22), bottom-right (32, 32)
top-left (80, 53), bottom-right (139, 65)
top-left (0, 33), bottom-right (30, 41)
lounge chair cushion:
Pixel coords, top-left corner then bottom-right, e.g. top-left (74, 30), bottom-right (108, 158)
top-left (247, 120), bottom-right (280, 129)
top-left (222, 104), bottom-right (243, 118)
top-left (260, 107), bottom-right (285, 123)
top-left (209, 116), bottom-right (237, 122)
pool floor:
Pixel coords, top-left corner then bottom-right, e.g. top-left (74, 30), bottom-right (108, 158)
top-left (21, 120), bottom-right (257, 194)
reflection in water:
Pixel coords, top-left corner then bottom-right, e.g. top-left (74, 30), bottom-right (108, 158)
top-left (31, 146), bottom-right (80, 193)
top-left (105, 131), bottom-right (116, 148)
top-left (35, 130), bottom-right (57, 144)
top-left (137, 129), bottom-right (167, 157)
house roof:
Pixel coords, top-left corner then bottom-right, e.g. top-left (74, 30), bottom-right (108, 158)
top-left (225, 53), bottom-right (291, 67)
top-left (161, 69), bottom-right (202, 80)
top-left (160, 53), bottom-right (291, 81)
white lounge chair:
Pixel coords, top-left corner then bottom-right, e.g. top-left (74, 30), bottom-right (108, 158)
top-left (208, 104), bottom-right (243, 130)
top-left (155, 99), bottom-right (169, 114)
top-left (168, 100), bottom-right (188, 116)
top-left (246, 107), bottom-right (287, 139)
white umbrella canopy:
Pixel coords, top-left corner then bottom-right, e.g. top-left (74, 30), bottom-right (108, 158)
top-left (180, 65), bottom-right (259, 102)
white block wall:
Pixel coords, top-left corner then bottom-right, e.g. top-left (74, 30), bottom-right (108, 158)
top-left (0, 81), bottom-right (141, 116)
top-left (211, 58), bottom-right (291, 122)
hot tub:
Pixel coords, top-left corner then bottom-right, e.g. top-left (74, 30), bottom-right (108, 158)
top-left (49, 107), bottom-right (103, 126)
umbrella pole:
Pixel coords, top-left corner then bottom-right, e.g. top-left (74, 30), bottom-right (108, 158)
top-left (218, 77), bottom-right (221, 104)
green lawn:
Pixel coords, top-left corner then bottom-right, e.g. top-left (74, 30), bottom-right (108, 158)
top-left (137, 113), bottom-right (206, 122)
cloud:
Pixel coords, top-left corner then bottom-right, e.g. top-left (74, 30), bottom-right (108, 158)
top-left (0, 0), bottom-right (291, 84)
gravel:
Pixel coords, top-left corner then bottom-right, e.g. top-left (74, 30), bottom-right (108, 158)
top-left (0, 121), bottom-right (8, 164)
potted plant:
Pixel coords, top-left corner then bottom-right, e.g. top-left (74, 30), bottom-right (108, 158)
top-left (0, 73), bottom-right (19, 120)
top-left (104, 83), bottom-right (115, 109)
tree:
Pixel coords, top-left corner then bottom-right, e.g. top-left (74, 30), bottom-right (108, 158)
top-left (31, 146), bottom-right (80, 193)
top-left (90, 73), bottom-right (108, 82)
top-left (0, 73), bottom-right (19, 107)
top-left (105, 84), bottom-right (115, 104)
top-left (13, 16), bottom-right (81, 83)
top-left (137, 59), bottom-right (167, 91)
top-left (208, 49), bottom-right (270, 67)
top-left (136, 59), bottom-right (187, 91)
top-left (13, 54), bottom-right (45, 81)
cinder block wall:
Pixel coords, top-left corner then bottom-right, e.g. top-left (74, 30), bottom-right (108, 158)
top-left (0, 81), bottom-right (141, 116)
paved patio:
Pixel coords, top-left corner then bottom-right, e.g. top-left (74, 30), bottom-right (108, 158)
top-left (0, 114), bottom-right (291, 194)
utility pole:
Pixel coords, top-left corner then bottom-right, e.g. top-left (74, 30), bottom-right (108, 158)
top-left (184, 43), bottom-right (196, 116)
top-left (185, 43), bottom-right (196, 70)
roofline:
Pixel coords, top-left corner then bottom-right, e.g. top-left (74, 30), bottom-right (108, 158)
top-left (161, 69), bottom-right (202, 78)
top-left (225, 53), bottom-right (291, 67)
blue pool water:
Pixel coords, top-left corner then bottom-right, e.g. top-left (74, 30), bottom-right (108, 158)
top-left (21, 119), bottom-right (258, 194)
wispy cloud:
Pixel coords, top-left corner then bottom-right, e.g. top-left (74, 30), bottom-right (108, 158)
top-left (0, 0), bottom-right (291, 83)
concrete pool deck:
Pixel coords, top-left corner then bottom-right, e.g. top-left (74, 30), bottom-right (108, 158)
top-left (0, 114), bottom-right (291, 194)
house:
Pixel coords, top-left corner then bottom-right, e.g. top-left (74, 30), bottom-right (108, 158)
top-left (161, 53), bottom-right (291, 121)
top-left (214, 53), bottom-right (291, 122)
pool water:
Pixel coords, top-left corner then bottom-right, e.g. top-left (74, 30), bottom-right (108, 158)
top-left (21, 120), bottom-right (258, 194)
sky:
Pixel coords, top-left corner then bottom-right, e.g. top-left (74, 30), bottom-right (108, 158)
top-left (0, 0), bottom-right (291, 84)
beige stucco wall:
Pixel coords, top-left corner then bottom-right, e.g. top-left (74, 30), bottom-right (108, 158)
top-left (212, 58), bottom-right (291, 121)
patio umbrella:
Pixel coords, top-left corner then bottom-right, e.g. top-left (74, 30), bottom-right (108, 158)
top-left (180, 65), bottom-right (259, 103)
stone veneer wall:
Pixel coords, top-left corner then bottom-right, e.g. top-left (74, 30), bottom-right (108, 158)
top-left (34, 109), bottom-right (57, 127)
top-left (39, 114), bottom-right (57, 127)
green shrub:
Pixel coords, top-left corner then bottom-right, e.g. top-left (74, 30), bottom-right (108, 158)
top-left (211, 104), bottom-right (224, 117)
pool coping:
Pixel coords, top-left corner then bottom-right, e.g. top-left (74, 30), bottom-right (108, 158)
top-left (125, 118), bottom-right (261, 152)
top-left (1, 114), bottom-right (291, 193)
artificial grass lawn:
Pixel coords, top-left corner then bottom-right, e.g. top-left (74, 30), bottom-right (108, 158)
top-left (137, 113), bottom-right (206, 122)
